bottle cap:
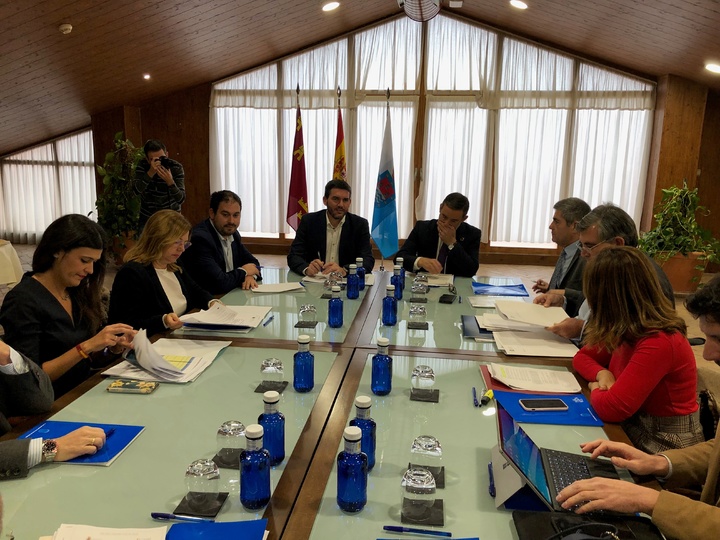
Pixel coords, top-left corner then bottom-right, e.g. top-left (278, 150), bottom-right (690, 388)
top-left (397, 257), bottom-right (404, 262)
top-left (394, 264), bottom-right (401, 270)
top-left (332, 285), bottom-right (341, 292)
top-left (356, 257), bottom-right (363, 262)
top-left (349, 263), bottom-right (357, 269)
top-left (386, 284), bottom-right (395, 291)
top-left (355, 395), bottom-right (372, 409)
top-left (297, 334), bottom-right (310, 344)
top-left (344, 426), bottom-right (362, 442)
top-left (245, 424), bottom-right (264, 440)
top-left (377, 337), bottom-right (390, 347)
top-left (263, 390), bottom-right (280, 404)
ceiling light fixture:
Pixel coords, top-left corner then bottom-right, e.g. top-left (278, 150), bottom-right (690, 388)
top-left (397, 0), bottom-right (440, 22)
top-left (143, 74), bottom-right (151, 80)
top-left (706, 63), bottom-right (720, 74)
top-left (510, 0), bottom-right (528, 9)
top-left (322, 1), bottom-right (340, 11)
top-left (58, 23), bottom-right (73, 35)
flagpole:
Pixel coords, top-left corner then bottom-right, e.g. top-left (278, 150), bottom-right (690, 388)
top-left (380, 88), bottom-right (391, 273)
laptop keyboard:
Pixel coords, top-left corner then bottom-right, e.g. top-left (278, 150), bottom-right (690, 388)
top-left (544, 449), bottom-right (592, 491)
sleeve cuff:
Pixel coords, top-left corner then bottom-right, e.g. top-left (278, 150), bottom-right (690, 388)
top-left (0, 347), bottom-right (29, 375)
top-left (28, 438), bottom-right (43, 469)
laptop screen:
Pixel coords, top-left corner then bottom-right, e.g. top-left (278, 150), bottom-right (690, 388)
top-left (497, 402), bottom-right (552, 505)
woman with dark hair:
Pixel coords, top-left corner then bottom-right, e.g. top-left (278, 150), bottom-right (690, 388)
top-left (109, 209), bottom-right (214, 336)
top-left (0, 214), bottom-right (135, 398)
top-left (573, 246), bottom-right (703, 453)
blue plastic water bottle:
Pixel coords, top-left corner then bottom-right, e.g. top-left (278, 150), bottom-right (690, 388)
top-left (396, 256), bottom-right (406, 287)
top-left (371, 337), bottom-right (392, 396)
top-left (355, 257), bottom-right (366, 291)
top-left (293, 334), bottom-right (314, 393)
top-left (382, 285), bottom-right (397, 326)
top-left (391, 265), bottom-right (403, 300)
top-left (336, 426), bottom-right (368, 512)
top-left (240, 424), bottom-right (271, 510)
top-left (346, 264), bottom-right (360, 299)
top-left (328, 285), bottom-right (344, 328)
top-left (349, 395), bottom-right (377, 471)
top-left (258, 391), bottom-right (285, 466)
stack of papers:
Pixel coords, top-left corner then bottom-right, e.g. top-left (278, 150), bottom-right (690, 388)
top-left (468, 296), bottom-right (525, 308)
top-left (488, 362), bottom-right (581, 393)
top-left (43, 525), bottom-right (167, 540)
top-left (104, 337), bottom-right (231, 383)
top-left (493, 331), bottom-right (579, 358)
top-left (301, 274), bottom-right (375, 286)
top-left (180, 303), bottom-right (271, 330)
top-left (494, 300), bottom-right (568, 327)
top-left (477, 313), bottom-right (541, 332)
top-left (251, 282), bottom-right (304, 293)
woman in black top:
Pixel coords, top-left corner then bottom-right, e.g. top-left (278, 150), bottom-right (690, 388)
top-left (0, 215), bottom-right (135, 398)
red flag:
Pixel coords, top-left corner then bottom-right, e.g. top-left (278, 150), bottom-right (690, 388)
top-left (332, 106), bottom-right (347, 182)
top-left (287, 105), bottom-right (308, 231)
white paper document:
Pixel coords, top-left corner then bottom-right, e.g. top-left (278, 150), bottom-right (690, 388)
top-left (48, 524), bottom-right (167, 540)
top-left (103, 338), bottom-right (231, 383)
top-left (495, 300), bottom-right (568, 327)
top-left (468, 295), bottom-right (525, 308)
top-left (488, 361), bottom-right (581, 392)
top-left (180, 303), bottom-right (271, 329)
top-left (492, 331), bottom-right (580, 360)
top-left (251, 282), bottom-right (304, 293)
top-left (477, 313), bottom-right (540, 332)
top-left (301, 274), bottom-right (375, 286)
top-left (425, 273), bottom-right (454, 287)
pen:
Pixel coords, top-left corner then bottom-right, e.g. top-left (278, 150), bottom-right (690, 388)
top-left (472, 387), bottom-right (479, 407)
top-left (382, 526), bottom-right (452, 537)
top-left (151, 512), bottom-right (215, 523)
top-left (481, 389), bottom-right (494, 406)
top-left (458, 296), bottom-right (462, 303)
top-left (487, 462), bottom-right (496, 497)
top-left (105, 428), bottom-right (115, 439)
top-left (262, 315), bottom-right (274, 327)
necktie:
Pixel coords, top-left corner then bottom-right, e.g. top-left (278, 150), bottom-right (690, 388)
top-left (437, 243), bottom-right (449, 271)
top-left (548, 250), bottom-right (567, 290)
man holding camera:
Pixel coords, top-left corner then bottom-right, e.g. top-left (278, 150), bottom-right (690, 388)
top-left (134, 139), bottom-right (186, 230)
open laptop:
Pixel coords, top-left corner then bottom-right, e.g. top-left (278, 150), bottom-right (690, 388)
top-left (496, 401), bottom-right (634, 511)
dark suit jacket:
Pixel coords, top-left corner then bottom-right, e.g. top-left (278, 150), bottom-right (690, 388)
top-left (0, 439), bottom-right (32, 479)
top-left (109, 261), bottom-right (213, 336)
top-left (181, 219), bottom-right (261, 295)
top-left (0, 347), bottom-right (54, 437)
top-left (287, 210), bottom-right (374, 275)
top-left (553, 248), bottom-right (586, 317)
top-left (396, 219), bottom-right (481, 278)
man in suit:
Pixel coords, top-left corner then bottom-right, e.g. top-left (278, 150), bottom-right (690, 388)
top-left (532, 197), bottom-right (590, 317)
top-left (287, 179), bottom-right (374, 276)
top-left (535, 204), bottom-right (674, 339)
top-left (557, 275), bottom-right (720, 539)
top-left (0, 340), bottom-right (104, 479)
top-left (182, 190), bottom-right (261, 294)
top-left (395, 192), bottom-right (480, 278)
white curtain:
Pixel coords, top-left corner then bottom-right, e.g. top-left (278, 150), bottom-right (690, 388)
top-left (0, 130), bottom-right (95, 243)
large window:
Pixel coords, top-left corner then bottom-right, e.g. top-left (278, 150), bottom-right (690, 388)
top-left (211, 14), bottom-right (655, 247)
top-left (0, 130), bottom-right (96, 243)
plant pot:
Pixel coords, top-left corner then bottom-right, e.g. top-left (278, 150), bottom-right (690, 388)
top-left (657, 252), bottom-right (706, 294)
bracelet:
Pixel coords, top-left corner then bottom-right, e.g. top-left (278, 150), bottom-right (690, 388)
top-left (75, 344), bottom-right (89, 359)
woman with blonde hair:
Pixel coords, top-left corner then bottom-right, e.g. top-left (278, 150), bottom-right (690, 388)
top-left (573, 246), bottom-right (703, 453)
top-left (109, 210), bottom-right (213, 336)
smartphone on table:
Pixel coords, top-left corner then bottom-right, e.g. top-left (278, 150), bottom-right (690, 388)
top-left (518, 398), bottom-right (568, 412)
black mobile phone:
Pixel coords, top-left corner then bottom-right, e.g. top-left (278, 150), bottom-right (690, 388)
top-left (438, 293), bottom-right (457, 304)
top-left (518, 398), bottom-right (568, 412)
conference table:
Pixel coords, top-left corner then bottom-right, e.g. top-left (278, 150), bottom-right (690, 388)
top-left (0, 270), bottom-right (630, 540)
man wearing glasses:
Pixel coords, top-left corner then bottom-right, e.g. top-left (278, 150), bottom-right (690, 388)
top-left (535, 204), bottom-right (674, 339)
top-left (395, 192), bottom-right (480, 278)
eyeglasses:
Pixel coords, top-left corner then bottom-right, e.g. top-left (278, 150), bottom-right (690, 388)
top-left (173, 240), bottom-right (192, 250)
top-left (580, 239), bottom-right (611, 253)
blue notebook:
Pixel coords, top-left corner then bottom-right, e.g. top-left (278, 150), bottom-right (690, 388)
top-left (19, 420), bottom-right (145, 466)
top-left (493, 390), bottom-right (603, 427)
top-left (167, 518), bottom-right (267, 539)
top-left (471, 282), bottom-right (529, 297)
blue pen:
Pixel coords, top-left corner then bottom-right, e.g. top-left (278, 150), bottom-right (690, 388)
top-left (105, 428), bottom-right (115, 439)
top-left (262, 315), bottom-right (274, 327)
top-left (151, 512), bottom-right (214, 523)
top-left (472, 387), bottom-right (479, 407)
top-left (487, 462), bottom-right (496, 497)
top-left (383, 526), bottom-right (451, 537)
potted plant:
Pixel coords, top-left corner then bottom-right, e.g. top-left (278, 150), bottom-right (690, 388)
top-left (639, 180), bottom-right (720, 293)
top-left (95, 132), bottom-right (144, 265)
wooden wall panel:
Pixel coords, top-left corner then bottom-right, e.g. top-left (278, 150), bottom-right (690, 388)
top-left (698, 90), bottom-right (720, 240)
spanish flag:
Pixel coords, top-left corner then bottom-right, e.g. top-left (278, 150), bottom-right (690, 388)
top-left (287, 104), bottom-right (308, 231)
top-left (332, 106), bottom-right (347, 182)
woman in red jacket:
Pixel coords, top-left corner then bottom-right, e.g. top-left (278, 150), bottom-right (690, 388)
top-left (573, 246), bottom-right (703, 453)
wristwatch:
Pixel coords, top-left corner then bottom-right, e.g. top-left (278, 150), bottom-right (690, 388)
top-left (447, 242), bottom-right (456, 250)
top-left (42, 439), bottom-right (58, 463)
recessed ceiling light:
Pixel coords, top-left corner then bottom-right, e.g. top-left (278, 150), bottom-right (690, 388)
top-left (322, 1), bottom-right (340, 11)
top-left (706, 63), bottom-right (720, 74)
top-left (143, 74), bottom-right (151, 80)
top-left (510, 0), bottom-right (528, 9)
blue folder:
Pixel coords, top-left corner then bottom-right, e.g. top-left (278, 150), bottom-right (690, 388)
top-left (493, 390), bottom-right (603, 427)
top-left (19, 420), bottom-right (145, 466)
top-left (167, 518), bottom-right (267, 539)
top-left (471, 282), bottom-right (529, 297)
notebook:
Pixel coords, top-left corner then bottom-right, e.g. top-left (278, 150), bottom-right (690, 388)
top-left (20, 420), bottom-right (145, 466)
top-left (495, 402), bottom-right (632, 511)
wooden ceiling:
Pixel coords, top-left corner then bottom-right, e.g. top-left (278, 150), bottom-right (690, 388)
top-left (1, 0), bottom-right (719, 157)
